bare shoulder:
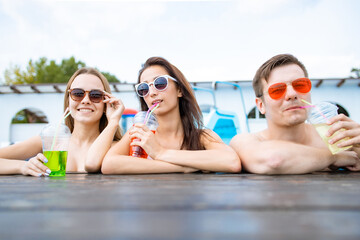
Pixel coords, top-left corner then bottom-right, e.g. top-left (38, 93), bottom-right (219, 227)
top-left (200, 129), bottom-right (232, 150)
top-left (229, 132), bottom-right (267, 168)
top-left (201, 128), bottom-right (223, 142)
top-left (230, 132), bottom-right (262, 148)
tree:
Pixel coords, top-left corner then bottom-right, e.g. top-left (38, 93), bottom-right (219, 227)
top-left (3, 56), bottom-right (120, 84)
top-left (102, 71), bottom-right (120, 83)
top-left (351, 67), bottom-right (360, 78)
top-left (4, 62), bottom-right (36, 85)
top-left (60, 57), bottom-right (86, 83)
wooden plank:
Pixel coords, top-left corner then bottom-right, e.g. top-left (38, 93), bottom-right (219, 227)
top-left (337, 79), bottom-right (346, 87)
top-left (0, 173), bottom-right (359, 239)
top-left (315, 79), bottom-right (323, 88)
top-left (30, 85), bottom-right (41, 93)
top-left (0, 173), bottom-right (360, 211)
top-left (53, 85), bottom-right (63, 93)
top-left (9, 85), bottom-right (22, 94)
top-left (0, 211), bottom-right (359, 240)
top-left (113, 84), bottom-right (119, 92)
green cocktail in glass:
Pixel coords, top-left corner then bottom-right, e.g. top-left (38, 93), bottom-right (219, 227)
top-left (41, 123), bottom-right (71, 177)
top-left (43, 151), bottom-right (68, 176)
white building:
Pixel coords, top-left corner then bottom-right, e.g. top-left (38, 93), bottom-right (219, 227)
top-left (0, 78), bottom-right (359, 146)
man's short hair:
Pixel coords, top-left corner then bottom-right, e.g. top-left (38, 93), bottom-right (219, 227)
top-left (253, 54), bottom-right (308, 98)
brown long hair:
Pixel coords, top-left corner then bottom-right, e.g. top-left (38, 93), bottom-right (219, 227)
top-left (137, 57), bottom-right (206, 150)
top-left (64, 67), bottom-right (122, 141)
top-left (253, 54), bottom-right (308, 98)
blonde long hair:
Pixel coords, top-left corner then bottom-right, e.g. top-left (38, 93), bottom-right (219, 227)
top-left (63, 67), bottom-right (122, 141)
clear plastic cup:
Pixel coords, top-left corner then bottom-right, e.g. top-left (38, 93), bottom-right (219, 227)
top-left (308, 102), bottom-right (352, 154)
top-left (40, 123), bottom-right (71, 176)
top-left (129, 111), bottom-right (158, 158)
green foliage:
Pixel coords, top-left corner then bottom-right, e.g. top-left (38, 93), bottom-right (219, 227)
top-left (351, 68), bottom-right (360, 78)
top-left (101, 71), bottom-right (120, 83)
top-left (11, 110), bottom-right (28, 123)
top-left (4, 62), bottom-right (36, 84)
top-left (4, 56), bottom-right (120, 84)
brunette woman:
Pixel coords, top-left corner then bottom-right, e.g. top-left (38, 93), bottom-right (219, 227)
top-left (102, 57), bottom-right (240, 174)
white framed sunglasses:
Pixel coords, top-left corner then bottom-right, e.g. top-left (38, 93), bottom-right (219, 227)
top-left (135, 75), bottom-right (178, 97)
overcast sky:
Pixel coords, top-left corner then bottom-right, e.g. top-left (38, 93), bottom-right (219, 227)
top-left (0, 0), bottom-right (359, 84)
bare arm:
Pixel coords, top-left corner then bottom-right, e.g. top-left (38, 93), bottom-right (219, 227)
top-left (229, 133), bottom-right (359, 174)
top-left (85, 92), bottom-right (124, 173)
top-left (153, 130), bottom-right (241, 173)
top-left (102, 131), bottom-right (195, 174)
top-left (85, 120), bottom-right (120, 172)
top-left (0, 159), bottom-right (25, 175)
top-left (0, 136), bottom-right (42, 160)
top-left (0, 136), bottom-right (50, 176)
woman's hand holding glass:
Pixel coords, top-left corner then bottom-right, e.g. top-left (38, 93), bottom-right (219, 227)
top-left (21, 153), bottom-right (51, 177)
top-left (327, 114), bottom-right (360, 148)
top-left (129, 123), bottom-right (164, 159)
top-left (103, 91), bottom-right (125, 123)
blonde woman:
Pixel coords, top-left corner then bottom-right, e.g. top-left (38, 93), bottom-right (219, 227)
top-left (0, 67), bottom-right (124, 176)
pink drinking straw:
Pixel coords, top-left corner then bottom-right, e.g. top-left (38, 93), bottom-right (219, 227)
top-left (144, 104), bottom-right (159, 125)
top-left (300, 99), bottom-right (330, 123)
top-left (144, 103), bottom-right (159, 124)
top-left (299, 105), bottom-right (314, 109)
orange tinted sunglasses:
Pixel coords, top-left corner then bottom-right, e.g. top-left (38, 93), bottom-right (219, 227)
top-left (261, 78), bottom-right (312, 100)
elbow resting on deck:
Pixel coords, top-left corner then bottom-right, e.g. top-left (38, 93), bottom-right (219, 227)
top-left (224, 152), bottom-right (242, 173)
top-left (85, 163), bottom-right (101, 173)
top-left (228, 158), bottom-right (242, 173)
top-left (101, 158), bottom-right (116, 175)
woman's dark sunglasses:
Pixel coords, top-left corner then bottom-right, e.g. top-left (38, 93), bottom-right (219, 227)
top-left (135, 75), bottom-right (178, 97)
top-left (68, 88), bottom-right (105, 103)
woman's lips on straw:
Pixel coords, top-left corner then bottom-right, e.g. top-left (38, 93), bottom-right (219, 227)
top-left (151, 100), bottom-right (162, 106)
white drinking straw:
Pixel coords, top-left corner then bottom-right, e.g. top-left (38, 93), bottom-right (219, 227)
top-left (50, 108), bottom-right (71, 151)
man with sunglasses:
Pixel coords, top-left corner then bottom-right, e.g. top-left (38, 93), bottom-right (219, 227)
top-left (230, 54), bottom-right (360, 174)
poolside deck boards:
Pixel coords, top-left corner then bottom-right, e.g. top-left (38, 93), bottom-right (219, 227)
top-left (0, 172), bottom-right (359, 239)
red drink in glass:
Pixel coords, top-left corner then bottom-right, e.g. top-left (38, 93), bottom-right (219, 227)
top-left (129, 130), bottom-right (156, 158)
